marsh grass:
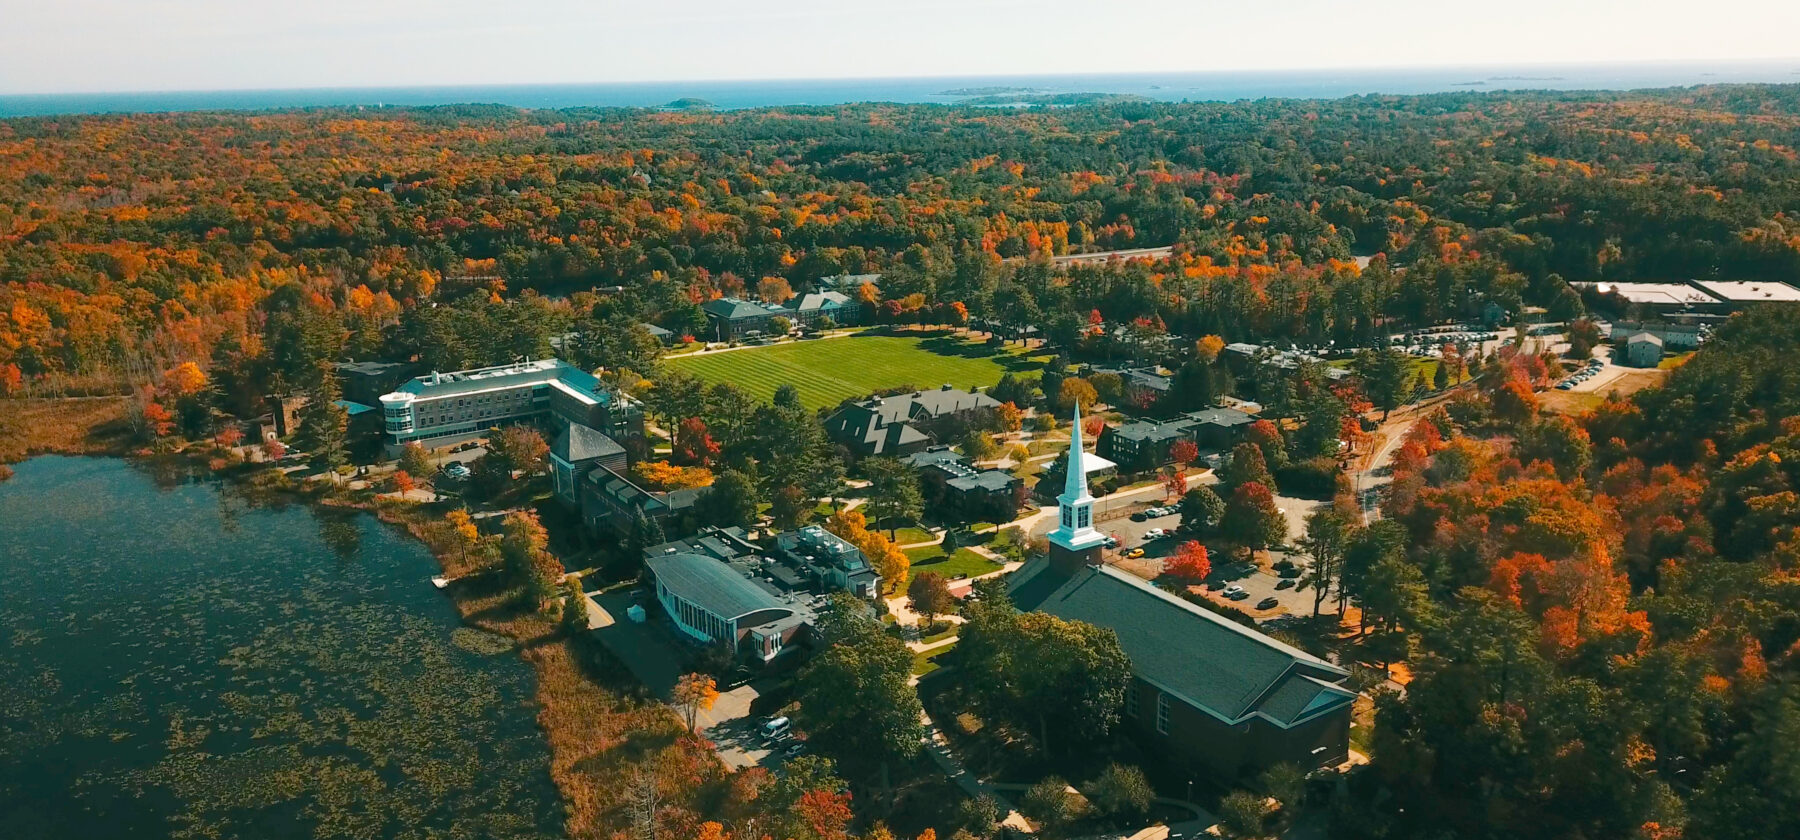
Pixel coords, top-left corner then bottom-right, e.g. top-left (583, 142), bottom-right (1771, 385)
top-left (0, 396), bottom-right (135, 464)
top-left (390, 502), bottom-right (729, 838)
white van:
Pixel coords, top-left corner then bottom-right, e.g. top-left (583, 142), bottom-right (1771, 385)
top-left (760, 716), bottom-right (791, 742)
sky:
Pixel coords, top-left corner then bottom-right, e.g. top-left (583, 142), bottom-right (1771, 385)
top-left (2, 0), bottom-right (1798, 95)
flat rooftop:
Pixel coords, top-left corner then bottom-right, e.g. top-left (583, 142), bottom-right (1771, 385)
top-left (1573, 281), bottom-right (1719, 307)
top-left (1687, 279), bottom-right (1800, 303)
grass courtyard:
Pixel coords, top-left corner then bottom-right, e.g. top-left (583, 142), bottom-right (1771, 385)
top-left (665, 332), bottom-right (1048, 410)
top-left (904, 544), bottom-right (1004, 580)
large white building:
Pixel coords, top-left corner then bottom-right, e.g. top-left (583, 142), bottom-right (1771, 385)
top-left (378, 358), bottom-right (641, 451)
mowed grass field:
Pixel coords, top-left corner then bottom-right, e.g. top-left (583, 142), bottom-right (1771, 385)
top-left (666, 332), bottom-right (1046, 410)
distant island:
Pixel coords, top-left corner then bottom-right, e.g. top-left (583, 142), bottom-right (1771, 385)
top-left (959, 91), bottom-right (1152, 107)
top-left (1489, 75), bottom-right (1566, 81)
top-left (665, 97), bottom-right (715, 110)
top-left (937, 86), bottom-right (1045, 96)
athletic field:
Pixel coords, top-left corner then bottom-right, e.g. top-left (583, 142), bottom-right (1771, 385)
top-left (665, 333), bottom-right (1044, 410)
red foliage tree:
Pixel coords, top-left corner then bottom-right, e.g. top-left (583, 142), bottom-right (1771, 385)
top-left (795, 789), bottom-right (853, 840)
top-left (1161, 466), bottom-right (1187, 500)
top-left (141, 401), bottom-right (174, 438)
top-left (1169, 438), bottom-right (1199, 467)
top-left (673, 417), bottom-right (721, 466)
top-left (1165, 540), bottom-right (1212, 581)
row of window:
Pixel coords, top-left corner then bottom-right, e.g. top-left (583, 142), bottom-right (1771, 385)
top-left (1123, 686), bottom-right (1172, 735)
top-left (661, 583), bottom-right (733, 643)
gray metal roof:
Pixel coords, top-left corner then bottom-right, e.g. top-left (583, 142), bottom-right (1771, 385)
top-left (648, 552), bottom-right (787, 620)
top-left (947, 469), bottom-right (1019, 493)
top-left (788, 291), bottom-right (854, 313)
top-left (1183, 407), bottom-right (1256, 428)
top-left (702, 297), bottom-right (786, 320)
top-left (902, 446), bottom-right (966, 470)
top-left (1010, 562), bottom-right (1349, 725)
top-left (1109, 418), bottom-right (1195, 444)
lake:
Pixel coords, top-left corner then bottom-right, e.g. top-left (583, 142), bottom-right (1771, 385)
top-left (0, 456), bottom-right (561, 839)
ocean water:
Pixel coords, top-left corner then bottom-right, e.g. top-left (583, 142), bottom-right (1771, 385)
top-left (4, 61), bottom-right (1799, 118)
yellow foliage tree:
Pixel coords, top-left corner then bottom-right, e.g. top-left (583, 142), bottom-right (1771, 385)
top-left (673, 672), bottom-right (720, 732)
top-left (162, 361), bottom-right (208, 397)
top-left (827, 508), bottom-right (910, 591)
top-left (634, 461), bottom-right (715, 490)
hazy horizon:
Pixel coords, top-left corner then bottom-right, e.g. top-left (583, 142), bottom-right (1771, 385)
top-left (4, 0), bottom-right (1799, 96)
top-left (3, 58), bottom-right (1798, 100)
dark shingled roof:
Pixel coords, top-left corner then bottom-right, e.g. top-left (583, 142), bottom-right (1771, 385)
top-left (648, 552), bottom-right (787, 620)
top-left (552, 423), bottom-right (625, 463)
top-left (1010, 561), bottom-right (1352, 726)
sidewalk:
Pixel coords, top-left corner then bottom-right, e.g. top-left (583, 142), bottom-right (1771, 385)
top-left (914, 671), bottom-right (1035, 834)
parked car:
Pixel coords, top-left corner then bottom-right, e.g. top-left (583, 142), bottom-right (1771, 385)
top-left (760, 716), bottom-right (791, 744)
top-left (1275, 579), bottom-right (1296, 590)
top-left (1123, 547), bottom-right (1145, 559)
top-left (1144, 528), bottom-right (1167, 540)
top-left (1257, 597), bottom-right (1281, 610)
top-left (440, 462), bottom-right (470, 479)
top-left (1102, 535), bottom-right (1119, 548)
top-left (1130, 511), bottom-right (1149, 522)
top-left (1222, 584), bottom-right (1245, 597)
top-left (782, 742), bottom-right (806, 758)
top-left (1229, 590), bottom-right (1251, 601)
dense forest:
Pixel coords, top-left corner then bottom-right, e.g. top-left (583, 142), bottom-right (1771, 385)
top-left (1331, 306), bottom-right (1800, 840)
top-left (4, 85), bottom-right (1800, 396)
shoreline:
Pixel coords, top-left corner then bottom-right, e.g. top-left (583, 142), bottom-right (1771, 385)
top-left (235, 464), bottom-right (728, 837)
top-left (0, 408), bottom-right (723, 838)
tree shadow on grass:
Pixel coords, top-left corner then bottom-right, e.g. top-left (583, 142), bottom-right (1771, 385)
top-left (917, 335), bottom-right (1010, 360)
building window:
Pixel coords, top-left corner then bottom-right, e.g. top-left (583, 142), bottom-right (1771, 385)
top-left (1125, 685), bottom-right (1139, 718)
top-left (1156, 692), bottom-right (1170, 735)
top-left (1077, 507), bottom-right (1090, 529)
top-left (1061, 506), bottom-right (1072, 529)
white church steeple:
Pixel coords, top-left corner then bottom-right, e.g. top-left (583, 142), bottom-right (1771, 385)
top-left (1048, 403), bottom-right (1106, 552)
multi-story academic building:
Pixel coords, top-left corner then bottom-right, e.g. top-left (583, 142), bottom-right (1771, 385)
top-left (377, 358), bottom-right (642, 452)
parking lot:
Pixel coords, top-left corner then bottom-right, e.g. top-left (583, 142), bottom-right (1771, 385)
top-left (585, 588), bottom-right (806, 772)
top-left (1073, 491), bottom-right (1329, 621)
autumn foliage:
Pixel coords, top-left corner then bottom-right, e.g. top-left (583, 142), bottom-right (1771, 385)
top-left (1164, 540), bottom-right (1211, 581)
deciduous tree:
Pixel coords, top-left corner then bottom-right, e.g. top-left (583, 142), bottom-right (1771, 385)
top-left (673, 672), bottom-right (719, 732)
top-left (1164, 540), bottom-right (1212, 581)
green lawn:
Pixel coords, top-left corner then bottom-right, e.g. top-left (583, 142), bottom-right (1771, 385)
top-left (665, 332), bottom-right (1048, 410)
top-left (905, 545), bottom-right (1003, 580)
top-left (1332, 356), bottom-right (1440, 385)
top-left (889, 526), bottom-right (937, 546)
top-left (912, 643), bottom-right (957, 677)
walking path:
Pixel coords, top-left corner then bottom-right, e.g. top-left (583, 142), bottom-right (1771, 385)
top-left (912, 669), bottom-right (1036, 834)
